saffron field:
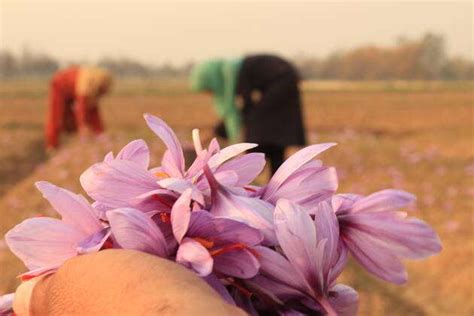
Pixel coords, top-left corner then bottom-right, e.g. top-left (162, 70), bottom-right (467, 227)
top-left (0, 80), bottom-right (472, 315)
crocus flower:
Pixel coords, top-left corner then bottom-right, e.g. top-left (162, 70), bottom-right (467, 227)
top-left (81, 139), bottom-right (163, 212)
top-left (5, 182), bottom-right (109, 279)
top-left (171, 189), bottom-right (263, 278)
top-left (81, 115), bottom-right (264, 213)
top-left (259, 144), bottom-right (339, 209)
top-left (329, 189), bottom-right (442, 284)
top-left (248, 199), bottom-right (358, 316)
top-left (150, 119), bottom-right (265, 197)
top-left (202, 164), bottom-right (277, 244)
top-left (3, 114), bottom-right (444, 315)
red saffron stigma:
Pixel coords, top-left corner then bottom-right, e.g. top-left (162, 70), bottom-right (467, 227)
top-left (229, 279), bottom-right (253, 298)
top-left (244, 187), bottom-right (257, 193)
top-left (210, 243), bottom-right (246, 257)
top-left (101, 239), bottom-right (114, 249)
top-left (152, 194), bottom-right (173, 208)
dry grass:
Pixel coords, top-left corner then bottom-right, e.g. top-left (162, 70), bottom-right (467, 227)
top-left (0, 80), bottom-right (472, 315)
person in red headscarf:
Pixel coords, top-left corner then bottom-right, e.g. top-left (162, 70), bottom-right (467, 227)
top-left (45, 66), bottom-right (112, 149)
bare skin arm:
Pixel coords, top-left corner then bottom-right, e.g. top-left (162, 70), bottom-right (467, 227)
top-left (17, 250), bottom-right (244, 316)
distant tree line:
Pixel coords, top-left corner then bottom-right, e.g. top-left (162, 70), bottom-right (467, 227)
top-left (1, 33), bottom-right (473, 80)
top-left (294, 33), bottom-right (474, 80)
top-left (0, 48), bottom-right (60, 78)
top-left (0, 48), bottom-right (193, 79)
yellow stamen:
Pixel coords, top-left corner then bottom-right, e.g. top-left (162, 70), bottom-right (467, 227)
top-left (155, 171), bottom-right (169, 179)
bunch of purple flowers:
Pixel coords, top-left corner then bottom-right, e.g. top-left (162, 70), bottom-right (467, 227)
top-left (3, 114), bottom-right (441, 315)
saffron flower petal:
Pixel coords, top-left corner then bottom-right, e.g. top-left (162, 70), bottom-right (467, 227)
top-left (170, 189), bottom-right (193, 243)
top-left (204, 165), bottom-right (276, 244)
top-left (176, 237), bottom-right (213, 276)
top-left (334, 189), bottom-right (442, 284)
top-left (144, 114), bottom-right (185, 177)
top-left (216, 153), bottom-right (266, 186)
top-left (107, 208), bottom-right (168, 257)
top-left (328, 284), bottom-right (359, 316)
top-left (80, 159), bottom-right (157, 209)
top-left (6, 218), bottom-right (86, 271)
top-left (213, 248), bottom-right (260, 279)
top-left (262, 143), bottom-right (337, 200)
top-left (35, 181), bottom-right (103, 236)
top-left (115, 139), bottom-right (150, 169)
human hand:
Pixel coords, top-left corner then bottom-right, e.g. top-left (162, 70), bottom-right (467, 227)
top-left (13, 249), bottom-right (245, 315)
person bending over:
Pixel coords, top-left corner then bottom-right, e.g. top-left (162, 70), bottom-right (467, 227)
top-left (190, 54), bottom-right (306, 175)
top-left (45, 66), bottom-right (112, 149)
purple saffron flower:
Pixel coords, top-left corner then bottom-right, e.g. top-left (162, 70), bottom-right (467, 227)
top-left (82, 114), bottom-right (264, 214)
top-left (260, 144), bottom-right (339, 209)
top-left (145, 114), bottom-right (263, 183)
top-left (5, 182), bottom-right (109, 279)
top-left (152, 123), bottom-right (265, 198)
top-left (171, 189), bottom-right (263, 278)
top-left (329, 189), bottom-right (442, 284)
top-left (80, 138), bottom-right (161, 212)
top-left (202, 164), bottom-right (277, 244)
top-left (248, 199), bottom-right (357, 316)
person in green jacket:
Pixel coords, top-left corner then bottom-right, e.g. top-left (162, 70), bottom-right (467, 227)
top-left (190, 55), bottom-right (306, 174)
top-left (190, 58), bottom-right (243, 142)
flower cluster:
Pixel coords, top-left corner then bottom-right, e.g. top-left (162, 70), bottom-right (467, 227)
top-left (2, 114), bottom-right (441, 315)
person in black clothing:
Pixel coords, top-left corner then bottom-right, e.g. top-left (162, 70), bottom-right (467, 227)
top-left (191, 54), bottom-right (306, 175)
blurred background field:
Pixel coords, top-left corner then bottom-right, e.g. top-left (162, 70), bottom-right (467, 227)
top-left (0, 79), bottom-right (472, 315)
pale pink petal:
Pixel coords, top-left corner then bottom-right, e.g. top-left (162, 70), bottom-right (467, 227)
top-left (176, 238), bottom-right (213, 276)
top-left (350, 189), bottom-right (415, 213)
top-left (77, 228), bottom-right (111, 254)
top-left (341, 227), bottom-right (408, 284)
top-left (158, 178), bottom-right (204, 205)
top-left (171, 189), bottom-right (193, 243)
top-left (115, 139), bottom-right (150, 169)
top-left (80, 159), bottom-right (157, 209)
top-left (207, 143), bottom-right (258, 170)
top-left (274, 199), bottom-right (320, 291)
top-left (107, 208), bottom-right (168, 257)
top-left (131, 189), bottom-right (177, 212)
top-left (263, 143), bottom-right (337, 200)
top-left (204, 165), bottom-right (276, 244)
top-left (5, 218), bottom-right (84, 271)
top-left (19, 267), bottom-right (57, 280)
top-left (217, 153), bottom-right (266, 186)
top-left (341, 211), bottom-right (441, 259)
top-left (270, 166), bottom-right (338, 208)
top-left (328, 284), bottom-right (358, 316)
top-left (313, 201), bottom-right (340, 280)
top-left (103, 152), bottom-right (114, 162)
top-left (35, 181), bottom-right (102, 236)
top-left (254, 246), bottom-right (307, 293)
top-left (213, 248), bottom-right (260, 279)
top-left (144, 114), bottom-right (185, 177)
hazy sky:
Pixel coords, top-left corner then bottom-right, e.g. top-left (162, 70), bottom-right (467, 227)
top-left (1, 0), bottom-right (472, 65)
